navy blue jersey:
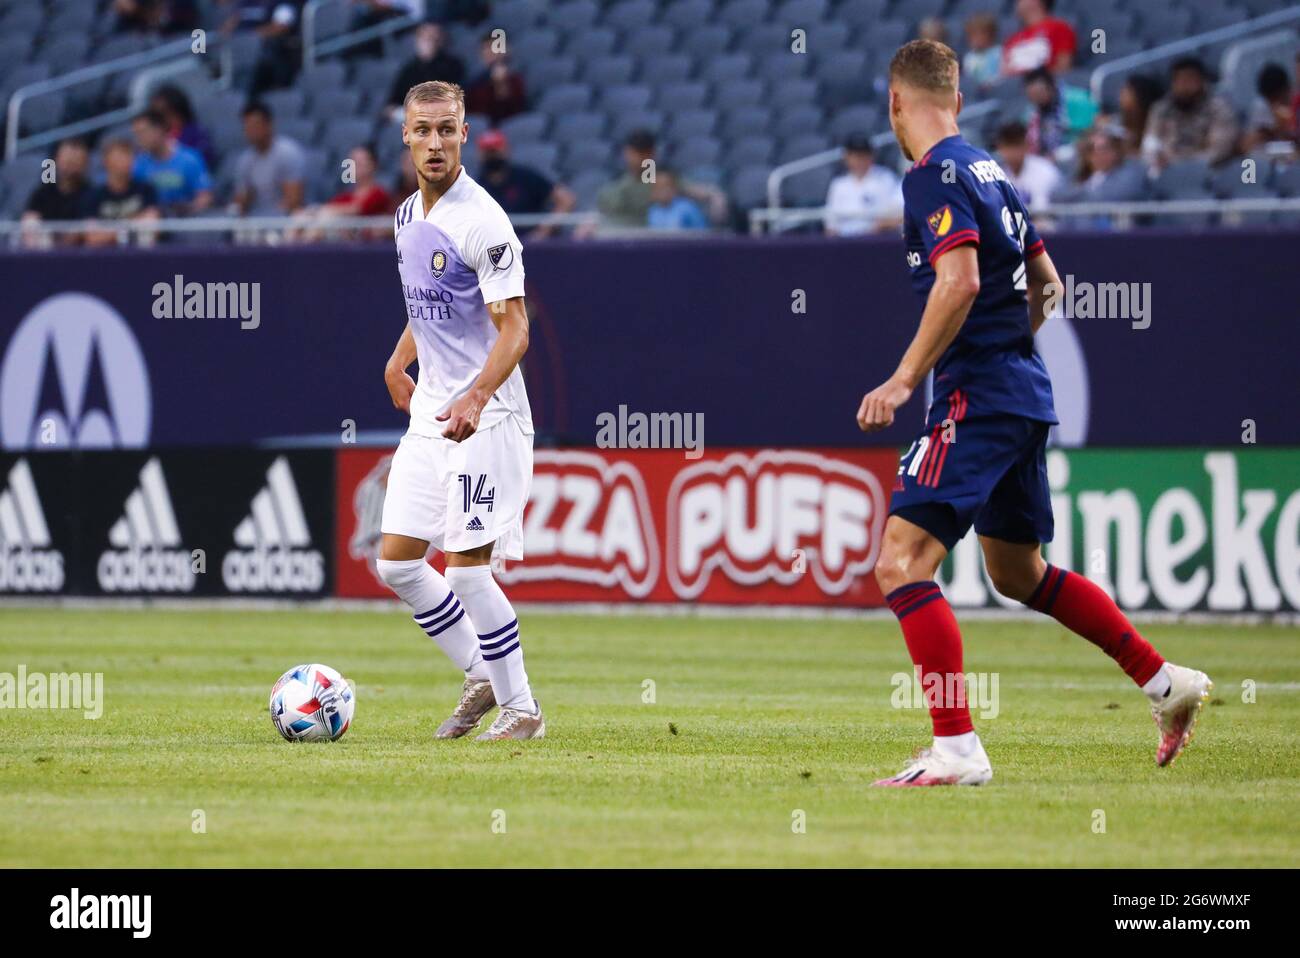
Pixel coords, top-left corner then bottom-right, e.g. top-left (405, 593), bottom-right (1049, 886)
top-left (902, 135), bottom-right (1057, 424)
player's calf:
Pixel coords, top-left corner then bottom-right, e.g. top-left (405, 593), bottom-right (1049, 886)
top-left (445, 562), bottom-right (540, 736)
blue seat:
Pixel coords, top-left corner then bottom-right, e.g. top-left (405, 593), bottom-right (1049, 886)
top-left (722, 106), bottom-right (770, 139)
top-left (500, 112), bottom-right (550, 145)
top-left (584, 56), bottom-right (637, 88)
top-left (713, 80), bottom-right (766, 110)
top-left (552, 112), bottom-right (607, 142)
top-left (657, 82), bottom-right (710, 110)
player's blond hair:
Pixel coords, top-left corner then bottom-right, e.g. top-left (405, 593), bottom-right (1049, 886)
top-left (403, 80), bottom-right (465, 114)
top-left (889, 39), bottom-right (960, 93)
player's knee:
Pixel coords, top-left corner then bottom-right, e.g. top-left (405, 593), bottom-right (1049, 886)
top-left (873, 550), bottom-right (913, 596)
top-left (986, 559), bottom-right (1043, 603)
top-left (375, 557), bottom-right (423, 592)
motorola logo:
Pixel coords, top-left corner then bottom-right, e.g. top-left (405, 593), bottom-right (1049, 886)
top-left (0, 293), bottom-right (151, 450)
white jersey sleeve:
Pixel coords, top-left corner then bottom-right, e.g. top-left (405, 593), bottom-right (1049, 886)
top-left (462, 207), bottom-right (525, 305)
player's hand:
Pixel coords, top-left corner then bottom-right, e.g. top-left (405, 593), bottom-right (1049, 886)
top-left (857, 377), bottom-right (913, 433)
top-left (384, 364), bottom-right (416, 414)
top-left (437, 391), bottom-right (485, 443)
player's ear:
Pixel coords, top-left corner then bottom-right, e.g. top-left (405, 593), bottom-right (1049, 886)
top-left (954, 89), bottom-right (964, 117)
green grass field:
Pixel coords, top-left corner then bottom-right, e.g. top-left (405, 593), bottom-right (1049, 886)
top-left (1, 607), bottom-right (1297, 867)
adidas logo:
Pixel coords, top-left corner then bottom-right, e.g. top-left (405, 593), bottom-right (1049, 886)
top-left (466, 516), bottom-right (484, 532)
top-left (0, 458), bottom-right (64, 592)
top-left (98, 457), bottom-right (196, 592)
top-left (222, 457), bottom-right (324, 592)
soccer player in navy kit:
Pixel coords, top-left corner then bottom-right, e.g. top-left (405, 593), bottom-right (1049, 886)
top-left (859, 41), bottom-right (1211, 786)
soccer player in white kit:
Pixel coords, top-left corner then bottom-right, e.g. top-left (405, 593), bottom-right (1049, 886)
top-left (376, 80), bottom-right (543, 740)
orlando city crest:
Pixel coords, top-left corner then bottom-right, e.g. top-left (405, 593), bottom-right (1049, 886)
top-left (431, 250), bottom-right (447, 278)
top-left (927, 205), bottom-right (953, 237)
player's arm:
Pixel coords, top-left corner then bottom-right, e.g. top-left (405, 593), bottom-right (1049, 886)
top-left (1025, 247), bottom-right (1061, 334)
top-left (857, 245), bottom-right (980, 433)
top-left (383, 323), bottom-right (417, 413)
top-left (437, 297), bottom-right (529, 442)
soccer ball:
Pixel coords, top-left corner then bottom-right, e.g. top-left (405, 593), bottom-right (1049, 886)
top-left (269, 663), bottom-right (354, 742)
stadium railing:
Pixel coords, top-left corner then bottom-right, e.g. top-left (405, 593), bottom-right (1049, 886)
top-left (0, 211), bottom-right (750, 246)
top-left (1090, 3), bottom-right (1300, 108)
top-left (302, 0), bottom-right (426, 68)
top-left (747, 197), bottom-right (1300, 234)
top-left (4, 37), bottom-right (229, 162)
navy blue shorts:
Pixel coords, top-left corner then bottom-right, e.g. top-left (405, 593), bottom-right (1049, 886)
top-left (887, 389), bottom-right (1055, 551)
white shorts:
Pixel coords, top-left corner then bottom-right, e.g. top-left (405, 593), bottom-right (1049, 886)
top-left (380, 415), bottom-right (533, 560)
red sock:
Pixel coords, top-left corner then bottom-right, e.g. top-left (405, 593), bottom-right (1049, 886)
top-left (885, 581), bottom-right (972, 736)
top-left (1026, 565), bottom-right (1164, 685)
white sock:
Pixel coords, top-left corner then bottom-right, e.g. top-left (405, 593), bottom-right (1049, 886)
top-left (1142, 664), bottom-right (1172, 702)
top-left (376, 559), bottom-right (487, 681)
top-left (445, 564), bottom-right (534, 712)
top-left (934, 731), bottom-right (980, 759)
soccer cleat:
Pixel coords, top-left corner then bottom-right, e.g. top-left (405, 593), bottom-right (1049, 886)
top-left (872, 740), bottom-right (993, 787)
top-left (475, 699), bottom-right (545, 740)
top-left (1151, 663), bottom-right (1213, 767)
top-left (435, 678), bottom-right (496, 739)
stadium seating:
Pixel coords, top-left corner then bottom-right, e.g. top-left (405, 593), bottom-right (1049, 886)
top-left (0, 0), bottom-right (1297, 227)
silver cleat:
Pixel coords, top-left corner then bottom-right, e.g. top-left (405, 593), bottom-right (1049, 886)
top-left (475, 699), bottom-right (545, 740)
top-left (435, 678), bottom-right (496, 739)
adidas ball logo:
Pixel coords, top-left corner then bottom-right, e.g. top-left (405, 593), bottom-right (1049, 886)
top-left (221, 457), bottom-right (324, 593)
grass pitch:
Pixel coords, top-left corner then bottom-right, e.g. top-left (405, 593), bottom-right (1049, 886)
top-left (1, 607), bottom-right (1297, 867)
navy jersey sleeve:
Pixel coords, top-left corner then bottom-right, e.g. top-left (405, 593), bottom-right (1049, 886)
top-left (903, 163), bottom-right (980, 266)
top-left (1022, 210), bottom-right (1046, 260)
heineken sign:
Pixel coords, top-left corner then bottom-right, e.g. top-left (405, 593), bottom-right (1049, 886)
top-left (941, 450), bottom-right (1300, 614)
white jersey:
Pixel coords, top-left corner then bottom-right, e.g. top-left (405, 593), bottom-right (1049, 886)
top-left (393, 169), bottom-right (533, 438)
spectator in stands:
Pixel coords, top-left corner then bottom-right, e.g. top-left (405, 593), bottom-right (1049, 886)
top-left (597, 129), bottom-right (657, 230)
top-left (994, 122), bottom-right (1061, 210)
top-left (326, 144), bottom-right (393, 215)
top-left (222, 0), bottom-right (304, 98)
top-left (291, 144), bottom-right (392, 241)
top-left (113, 0), bottom-right (164, 32)
top-left (823, 134), bottom-right (903, 235)
top-left (1023, 68), bottom-right (1096, 156)
top-left (394, 149), bottom-right (420, 198)
top-left (131, 110), bottom-right (214, 215)
top-left (232, 102), bottom-right (306, 216)
top-left (384, 22), bottom-right (466, 121)
top-left (1002, 0), bottom-right (1076, 76)
top-left (21, 138), bottom-right (92, 247)
top-left (1142, 57), bottom-right (1239, 170)
top-left (593, 129), bottom-right (725, 234)
top-left (149, 85), bottom-right (217, 171)
top-left (1243, 63), bottom-right (1297, 153)
top-left (917, 17), bottom-right (948, 46)
top-left (84, 138), bottom-right (161, 247)
top-left (647, 169), bottom-right (709, 232)
top-left (465, 32), bottom-right (529, 124)
top-left (1116, 75), bottom-right (1163, 158)
top-left (1054, 125), bottom-right (1148, 220)
top-left (476, 130), bottom-right (575, 237)
top-left (962, 13), bottom-right (1002, 94)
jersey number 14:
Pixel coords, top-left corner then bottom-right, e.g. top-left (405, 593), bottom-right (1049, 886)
top-left (458, 473), bottom-right (495, 514)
